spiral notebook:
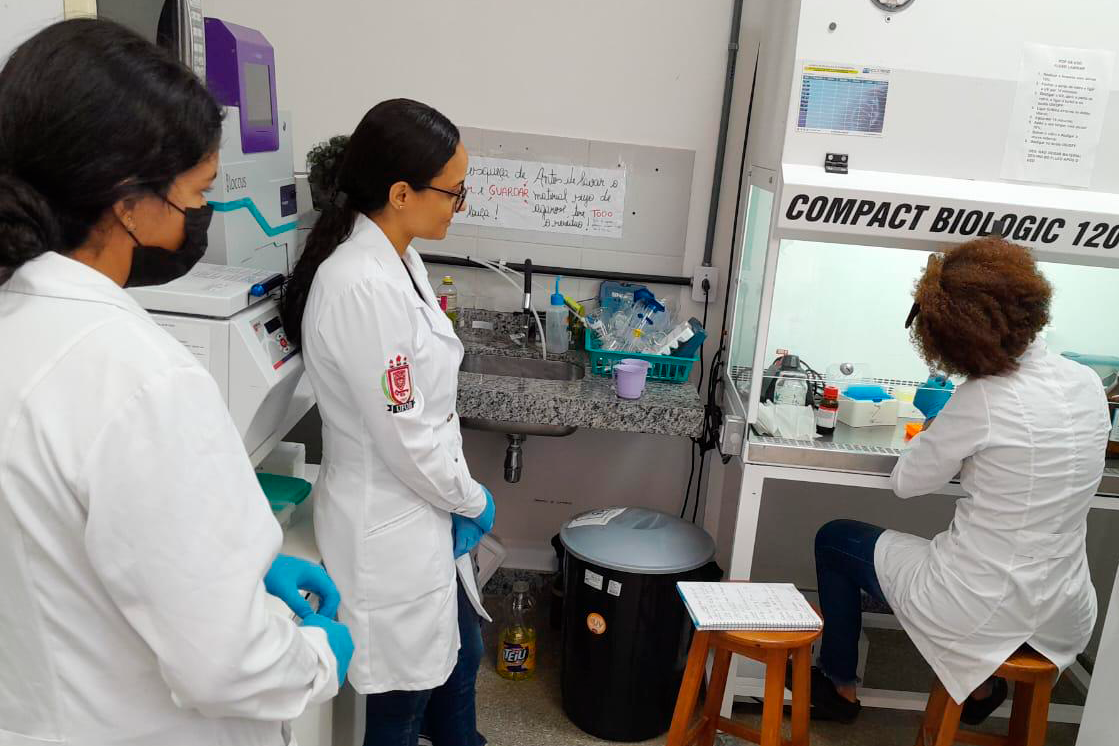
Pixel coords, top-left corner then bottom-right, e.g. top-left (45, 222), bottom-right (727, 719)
top-left (677, 582), bottom-right (822, 632)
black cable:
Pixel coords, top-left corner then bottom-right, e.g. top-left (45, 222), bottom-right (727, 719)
top-left (802, 361), bottom-right (825, 406)
top-left (696, 280), bottom-right (711, 395)
top-left (720, 47), bottom-right (760, 340)
top-left (681, 440), bottom-right (698, 519)
top-left (684, 279), bottom-right (713, 516)
top-left (693, 444), bottom-right (706, 524)
top-left (690, 341), bottom-right (726, 522)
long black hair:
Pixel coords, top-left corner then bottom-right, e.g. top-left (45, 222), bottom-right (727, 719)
top-left (281, 99), bottom-right (460, 346)
top-left (0, 19), bottom-right (222, 284)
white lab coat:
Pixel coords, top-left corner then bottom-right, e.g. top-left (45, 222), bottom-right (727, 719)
top-left (301, 214), bottom-right (489, 694)
top-left (879, 339), bottom-right (1109, 703)
top-left (0, 252), bottom-right (338, 746)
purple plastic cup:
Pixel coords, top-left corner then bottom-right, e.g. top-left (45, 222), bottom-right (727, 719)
top-left (613, 361), bottom-right (649, 399)
top-left (619, 358), bottom-right (653, 372)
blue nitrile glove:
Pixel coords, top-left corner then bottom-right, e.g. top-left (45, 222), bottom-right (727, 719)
top-left (473, 485), bottom-right (496, 533)
top-left (302, 613), bottom-right (354, 686)
top-left (264, 554), bottom-right (341, 620)
top-left (913, 375), bottom-right (955, 419)
top-left (452, 513), bottom-right (485, 558)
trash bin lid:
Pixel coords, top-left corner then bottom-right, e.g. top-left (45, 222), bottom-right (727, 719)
top-left (560, 507), bottom-right (715, 574)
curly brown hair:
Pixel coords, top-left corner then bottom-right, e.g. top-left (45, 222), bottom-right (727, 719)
top-left (911, 237), bottom-right (1051, 378)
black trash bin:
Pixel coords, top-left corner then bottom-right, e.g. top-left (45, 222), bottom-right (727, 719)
top-left (560, 507), bottom-right (720, 742)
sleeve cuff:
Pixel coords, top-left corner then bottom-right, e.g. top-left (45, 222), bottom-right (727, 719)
top-left (299, 626), bottom-right (341, 705)
top-left (457, 481), bottom-right (488, 519)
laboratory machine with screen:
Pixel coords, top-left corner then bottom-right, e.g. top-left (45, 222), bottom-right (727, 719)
top-left (203, 17), bottom-right (299, 274)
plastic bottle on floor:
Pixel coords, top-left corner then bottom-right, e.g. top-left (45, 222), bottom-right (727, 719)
top-left (497, 581), bottom-right (537, 680)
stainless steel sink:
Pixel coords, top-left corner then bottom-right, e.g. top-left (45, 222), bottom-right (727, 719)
top-left (459, 353), bottom-right (583, 437)
top-left (459, 354), bottom-right (584, 381)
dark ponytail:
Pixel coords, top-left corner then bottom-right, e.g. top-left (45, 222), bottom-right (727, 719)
top-left (282, 99), bottom-right (460, 346)
top-left (0, 174), bottom-right (59, 285)
top-left (0, 19), bottom-right (222, 285)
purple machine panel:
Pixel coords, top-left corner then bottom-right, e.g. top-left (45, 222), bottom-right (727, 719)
top-left (204, 18), bottom-right (279, 154)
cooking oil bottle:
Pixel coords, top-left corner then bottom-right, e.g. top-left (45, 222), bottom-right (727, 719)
top-left (496, 581), bottom-right (536, 680)
top-left (435, 275), bottom-right (458, 325)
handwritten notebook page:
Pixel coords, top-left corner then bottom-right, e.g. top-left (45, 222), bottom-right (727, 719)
top-left (676, 582), bottom-right (822, 632)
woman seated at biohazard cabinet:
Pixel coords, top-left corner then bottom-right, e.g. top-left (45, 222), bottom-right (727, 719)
top-left (810, 237), bottom-right (1109, 724)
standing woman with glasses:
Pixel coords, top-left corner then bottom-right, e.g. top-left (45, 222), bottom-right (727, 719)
top-left (281, 99), bottom-right (496, 746)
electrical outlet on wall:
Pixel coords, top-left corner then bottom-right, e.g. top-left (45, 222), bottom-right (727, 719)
top-left (691, 266), bottom-right (719, 303)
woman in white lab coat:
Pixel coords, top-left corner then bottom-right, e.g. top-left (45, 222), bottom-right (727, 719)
top-left (810, 237), bottom-right (1110, 723)
top-left (281, 99), bottom-right (496, 746)
top-left (0, 20), bottom-right (352, 746)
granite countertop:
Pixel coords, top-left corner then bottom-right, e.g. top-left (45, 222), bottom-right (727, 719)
top-left (455, 329), bottom-right (705, 439)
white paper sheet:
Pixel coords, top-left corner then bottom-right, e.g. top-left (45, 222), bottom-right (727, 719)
top-left (676, 582), bottom-right (821, 631)
top-left (1002, 44), bottom-right (1115, 188)
top-left (566, 507), bottom-right (627, 528)
top-left (456, 554), bottom-right (492, 623)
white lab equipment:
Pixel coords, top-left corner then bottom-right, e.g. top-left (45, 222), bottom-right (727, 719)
top-left (836, 389), bottom-right (900, 428)
top-left (203, 19), bottom-right (299, 274)
top-left (79, 11), bottom-right (300, 275)
top-left (93, 0), bottom-right (206, 78)
top-left (121, 18), bottom-right (311, 468)
top-left (128, 263), bottom-right (308, 466)
top-left (712, 0), bottom-right (1119, 722)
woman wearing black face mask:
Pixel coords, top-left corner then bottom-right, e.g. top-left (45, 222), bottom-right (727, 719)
top-left (122, 196), bottom-right (215, 287)
top-left (0, 20), bottom-right (352, 746)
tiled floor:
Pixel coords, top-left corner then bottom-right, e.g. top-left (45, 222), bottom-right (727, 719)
top-left (475, 594), bottom-right (1084, 746)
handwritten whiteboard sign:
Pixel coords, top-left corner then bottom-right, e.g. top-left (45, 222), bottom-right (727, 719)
top-left (456, 156), bottom-right (626, 237)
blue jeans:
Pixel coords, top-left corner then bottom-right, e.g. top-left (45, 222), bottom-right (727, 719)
top-left (814, 520), bottom-right (889, 687)
top-left (363, 581), bottom-right (484, 746)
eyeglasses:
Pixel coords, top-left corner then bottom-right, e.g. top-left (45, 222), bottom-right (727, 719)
top-left (421, 183), bottom-right (467, 211)
top-left (904, 302), bottom-right (920, 329)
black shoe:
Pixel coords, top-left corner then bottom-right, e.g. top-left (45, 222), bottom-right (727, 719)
top-left (808, 666), bottom-right (861, 723)
top-left (418, 733), bottom-right (487, 746)
top-left (960, 677), bottom-right (1008, 726)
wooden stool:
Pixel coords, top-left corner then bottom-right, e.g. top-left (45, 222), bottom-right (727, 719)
top-left (915, 646), bottom-right (1058, 746)
top-left (666, 628), bottom-right (822, 746)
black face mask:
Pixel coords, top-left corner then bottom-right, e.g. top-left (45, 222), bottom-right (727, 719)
top-left (124, 200), bottom-right (214, 288)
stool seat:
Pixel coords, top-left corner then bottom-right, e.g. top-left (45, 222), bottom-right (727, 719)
top-left (916, 646), bottom-right (1058, 746)
top-left (720, 629), bottom-right (822, 650)
top-left (667, 625), bottom-right (822, 746)
top-left (996, 648), bottom-right (1058, 680)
